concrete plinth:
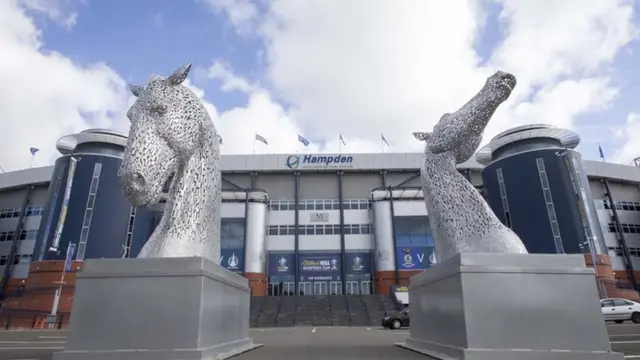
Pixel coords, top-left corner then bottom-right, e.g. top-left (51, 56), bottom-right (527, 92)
top-left (396, 253), bottom-right (623, 360)
top-left (52, 257), bottom-right (262, 360)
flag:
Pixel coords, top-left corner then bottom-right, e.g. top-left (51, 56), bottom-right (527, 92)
top-left (255, 134), bottom-right (268, 145)
top-left (298, 134), bottom-right (310, 147)
top-left (598, 144), bottom-right (605, 161)
top-left (64, 243), bottom-right (76, 272)
top-left (339, 134), bottom-right (346, 146)
top-left (381, 134), bottom-right (390, 147)
top-left (29, 147), bottom-right (39, 156)
top-left (218, 135), bottom-right (223, 145)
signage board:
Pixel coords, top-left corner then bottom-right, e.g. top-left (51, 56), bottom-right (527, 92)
top-left (309, 213), bottom-right (329, 223)
top-left (345, 252), bottom-right (371, 274)
top-left (299, 253), bottom-right (341, 281)
top-left (286, 154), bottom-right (354, 170)
top-left (268, 253), bottom-right (295, 276)
top-left (220, 248), bottom-right (244, 273)
top-left (391, 285), bottom-right (410, 305)
top-left (395, 246), bottom-right (435, 270)
top-left (391, 285), bottom-right (409, 293)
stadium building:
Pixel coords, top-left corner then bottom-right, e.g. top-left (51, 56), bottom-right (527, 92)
top-left (1, 124), bottom-right (640, 325)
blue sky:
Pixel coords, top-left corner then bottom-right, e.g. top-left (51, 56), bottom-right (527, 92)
top-left (37, 0), bottom-right (260, 111)
top-left (1, 0), bottom-right (639, 171)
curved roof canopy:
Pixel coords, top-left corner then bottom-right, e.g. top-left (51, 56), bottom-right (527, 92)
top-left (56, 128), bottom-right (128, 155)
top-left (475, 124), bottom-right (580, 165)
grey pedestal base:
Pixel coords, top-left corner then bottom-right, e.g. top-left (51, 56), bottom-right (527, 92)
top-left (53, 257), bottom-right (262, 360)
top-left (395, 253), bottom-right (623, 360)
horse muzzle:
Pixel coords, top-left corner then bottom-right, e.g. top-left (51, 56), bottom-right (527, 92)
top-left (119, 170), bottom-right (154, 206)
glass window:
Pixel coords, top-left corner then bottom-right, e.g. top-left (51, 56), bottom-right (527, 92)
top-left (221, 218), bottom-right (245, 247)
top-left (613, 299), bottom-right (630, 307)
top-left (394, 216), bottom-right (432, 246)
top-left (601, 300), bottom-right (614, 307)
top-left (325, 225), bottom-right (334, 235)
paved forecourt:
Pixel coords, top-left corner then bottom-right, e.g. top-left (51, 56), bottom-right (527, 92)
top-left (1, 324), bottom-right (640, 360)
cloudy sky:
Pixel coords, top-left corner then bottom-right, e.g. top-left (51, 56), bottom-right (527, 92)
top-left (1, 0), bottom-right (639, 172)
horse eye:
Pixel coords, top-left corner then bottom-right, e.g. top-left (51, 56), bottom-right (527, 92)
top-left (151, 104), bottom-right (167, 116)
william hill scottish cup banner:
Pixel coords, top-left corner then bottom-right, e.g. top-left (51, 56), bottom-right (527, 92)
top-left (220, 248), bottom-right (244, 273)
top-left (395, 246), bottom-right (436, 270)
top-left (345, 253), bottom-right (371, 274)
top-left (268, 253), bottom-right (295, 276)
top-left (299, 254), bottom-right (341, 281)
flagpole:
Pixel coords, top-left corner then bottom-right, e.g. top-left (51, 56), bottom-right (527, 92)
top-left (29, 154), bottom-right (35, 168)
top-left (338, 135), bottom-right (342, 154)
top-left (381, 137), bottom-right (384, 153)
top-left (253, 134), bottom-right (257, 155)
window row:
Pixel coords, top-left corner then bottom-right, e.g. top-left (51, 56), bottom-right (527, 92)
top-left (0, 206), bottom-right (44, 219)
top-left (0, 230), bottom-right (38, 242)
top-left (268, 223), bottom-right (371, 236)
top-left (0, 254), bottom-right (32, 266)
top-left (607, 223), bottom-right (640, 234)
top-left (221, 218), bottom-right (245, 249)
top-left (595, 199), bottom-right (640, 212)
top-left (608, 246), bottom-right (640, 258)
top-left (268, 199), bottom-right (369, 211)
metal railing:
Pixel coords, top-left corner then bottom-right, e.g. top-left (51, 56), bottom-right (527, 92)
top-left (0, 311), bottom-right (69, 330)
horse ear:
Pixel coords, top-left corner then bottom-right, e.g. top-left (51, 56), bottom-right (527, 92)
top-left (413, 132), bottom-right (431, 141)
top-left (129, 84), bottom-right (144, 97)
top-left (167, 62), bottom-right (192, 86)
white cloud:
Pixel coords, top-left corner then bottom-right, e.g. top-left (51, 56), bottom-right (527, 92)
top-left (199, 62), bottom-right (314, 154)
top-left (200, 0), bottom-right (638, 158)
top-left (204, 61), bottom-right (258, 94)
top-left (0, 0), bottom-right (130, 172)
top-left (200, 0), bottom-right (259, 35)
top-left (1, 0), bottom-right (639, 174)
top-left (612, 112), bottom-right (640, 164)
top-left (20, 0), bottom-right (80, 29)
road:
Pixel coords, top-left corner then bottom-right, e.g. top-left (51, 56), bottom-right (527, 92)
top-left (0, 324), bottom-right (638, 359)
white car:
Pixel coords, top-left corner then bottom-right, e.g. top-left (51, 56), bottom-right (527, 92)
top-left (601, 298), bottom-right (640, 323)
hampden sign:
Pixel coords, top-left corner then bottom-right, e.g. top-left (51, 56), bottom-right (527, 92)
top-left (285, 154), bottom-right (354, 169)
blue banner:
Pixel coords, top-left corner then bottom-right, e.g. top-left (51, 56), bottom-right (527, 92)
top-left (268, 253), bottom-right (295, 276)
top-left (50, 157), bottom-right (77, 252)
top-left (395, 246), bottom-right (435, 270)
top-left (299, 253), bottom-right (341, 281)
top-left (220, 248), bottom-right (244, 273)
top-left (345, 252), bottom-right (371, 274)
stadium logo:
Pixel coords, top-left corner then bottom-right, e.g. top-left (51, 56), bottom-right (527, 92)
top-left (286, 155), bottom-right (301, 169)
top-left (285, 154), bottom-right (354, 169)
top-left (227, 253), bottom-right (239, 270)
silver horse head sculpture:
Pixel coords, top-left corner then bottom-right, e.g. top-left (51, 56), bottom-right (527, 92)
top-left (118, 62), bottom-right (222, 262)
top-left (413, 71), bottom-right (528, 264)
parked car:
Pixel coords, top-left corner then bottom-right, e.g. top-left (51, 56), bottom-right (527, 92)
top-left (601, 298), bottom-right (640, 323)
top-left (381, 307), bottom-right (410, 329)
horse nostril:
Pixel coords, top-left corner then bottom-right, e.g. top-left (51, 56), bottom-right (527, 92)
top-left (130, 172), bottom-right (147, 190)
